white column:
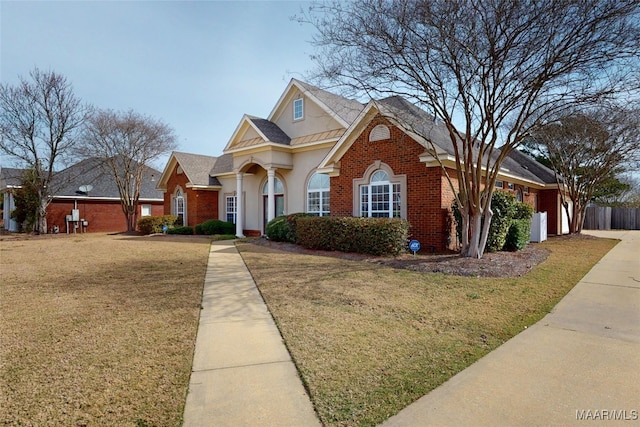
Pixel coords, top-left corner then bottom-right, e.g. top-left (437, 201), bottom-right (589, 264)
top-left (235, 172), bottom-right (245, 238)
top-left (267, 168), bottom-right (276, 223)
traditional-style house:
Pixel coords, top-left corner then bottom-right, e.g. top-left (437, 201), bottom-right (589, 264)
top-left (1, 158), bottom-right (163, 233)
top-left (157, 79), bottom-right (567, 251)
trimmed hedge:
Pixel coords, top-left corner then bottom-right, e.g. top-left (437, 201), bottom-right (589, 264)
top-left (452, 191), bottom-right (534, 252)
top-left (504, 219), bottom-right (532, 251)
top-left (167, 226), bottom-right (194, 235)
top-left (195, 219), bottom-right (235, 235)
top-left (486, 191), bottom-right (517, 252)
top-left (138, 215), bottom-right (179, 235)
top-left (266, 213), bottom-right (314, 243)
top-left (296, 216), bottom-right (409, 256)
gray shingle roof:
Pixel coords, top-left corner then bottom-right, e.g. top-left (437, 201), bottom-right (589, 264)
top-left (376, 96), bottom-right (554, 185)
top-left (53, 157), bottom-right (163, 199)
top-left (504, 149), bottom-right (557, 184)
top-left (294, 79), bottom-right (364, 125)
top-left (210, 153), bottom-right (234, 176)
top-left (172, 151), bottom-right (219, 186)
top-left (249, 118), bottom-right (291, 145)
top-left (0, 167), bottom-right (25, 188)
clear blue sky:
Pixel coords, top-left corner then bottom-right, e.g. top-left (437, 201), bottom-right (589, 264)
top-left (1, 0), bottom-right (318, 170)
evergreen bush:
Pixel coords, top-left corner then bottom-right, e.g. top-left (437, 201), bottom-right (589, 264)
top-left (265, 213), bottom-right (314, 243)
top-left (195, 219), bottom-right (235, 235)
top-left (296, 216), bottom-right (409, 256)
top-left (167, 226), bottom-right (194, 235)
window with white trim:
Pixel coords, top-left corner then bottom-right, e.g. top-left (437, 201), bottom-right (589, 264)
top-left (360, 170), bottom-right (401, 218)
top-left (141, 204), bottom-right (152, 217)
top-left (307, 173), bottom-right (330, 216)
top-left (262, 177), bottom-right (284, 195)
top-left (495, 180), bottom-right (504, 188)
top-left (226, 196), bottom-right (237, 224)
top-left (293, 98), bottom-right (304, 120)
top-left (174, 188), bottom-right (185, 225)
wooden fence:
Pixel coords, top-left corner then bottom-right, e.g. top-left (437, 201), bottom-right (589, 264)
top-left (583, 206), bottom-right (640, 230)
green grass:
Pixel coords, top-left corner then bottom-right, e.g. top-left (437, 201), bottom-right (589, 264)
top-left (237, 235), bottom-right (617, 426)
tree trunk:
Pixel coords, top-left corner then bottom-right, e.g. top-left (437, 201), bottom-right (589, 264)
top-left (478, 207), bottom-right (493, 256)
top-left (463, 212), bottom-right (483, 258)
top-left (38, 198), bottom-right (48, 234)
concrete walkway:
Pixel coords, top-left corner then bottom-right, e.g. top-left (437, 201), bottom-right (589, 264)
top-left (182, 240), bottom-right (320, 427)
top-left (380, 230), bottom-right (640, 427)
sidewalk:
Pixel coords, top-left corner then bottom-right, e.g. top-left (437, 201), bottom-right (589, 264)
top-left (380, 230), bottom-right (640, 426)
top-left (182, 240), bottom-right (320, 427)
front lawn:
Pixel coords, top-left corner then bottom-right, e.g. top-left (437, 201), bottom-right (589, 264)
top-left (0, 233), bottom-right (210, 426)
top-left (237, 235), bottom-right (617, 427)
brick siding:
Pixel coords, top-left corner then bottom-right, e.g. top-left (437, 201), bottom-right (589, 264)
top-left (163, 164), bottom-right (219, 226)
top-left (47, 199), bottom-right (163, 233)
top-left (331, 115), bottom-right (457, 252)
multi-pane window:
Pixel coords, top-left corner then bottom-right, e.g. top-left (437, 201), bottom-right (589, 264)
top-left (174, 189), bottom-right (185, 225)
top-left (307, 173), bottom-right (330, 216)
top-left (293, 98), bottom-right (304, 120)
top-left (226, 196), bottom-right (237, 224)
top-left (360, 170), bottom-right (401, 218)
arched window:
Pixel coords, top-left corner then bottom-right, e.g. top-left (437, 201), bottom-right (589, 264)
top-left (173, 188), bottom-right (185, 225)
top-left (262, 177), bottom-right (284, 195)
top-left (307, 173), bottom-right (330, 216)
top-left (360, 170), bottom-right (401, 218)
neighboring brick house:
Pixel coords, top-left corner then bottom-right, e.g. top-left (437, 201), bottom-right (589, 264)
top-left (156, 152), bottom-right (221, 227)
top-left (157, 78), bottom-right (566, 251)
top-left (1, 158), bottom-right (163, 233)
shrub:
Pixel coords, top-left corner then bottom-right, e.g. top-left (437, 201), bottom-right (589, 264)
top-left (504, 218), bottom-right (532, 251)
top-left (167, 226), bottom-right (194, 235)
top-left (195, 219), bottom-right (235, 235)
top-left (513, 201), bottom-right (534, 220)
top-left (265, 216), bottom-right (290, 242)
top-left (452, 191), bottom-right (534, 252)
top-left (137, 215), bottom-right (179, 235)
top-left (265, 213), bottom-right (314, 243)
top-left (486, 191), bottom-right (517, 252)
top-left (296, 216), bottom-right (409, 256)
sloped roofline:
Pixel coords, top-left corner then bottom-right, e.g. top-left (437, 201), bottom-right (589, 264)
top-left (267, 78), bottom-right (352, 129)
top-left (318, 98), bottom-right (552, 187)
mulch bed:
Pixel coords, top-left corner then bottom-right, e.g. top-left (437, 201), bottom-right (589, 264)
top-left (245, 236), bottom-right (601, 277)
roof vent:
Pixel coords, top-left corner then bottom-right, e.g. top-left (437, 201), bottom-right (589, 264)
top-left (369, 124), bottom-right (390, 142)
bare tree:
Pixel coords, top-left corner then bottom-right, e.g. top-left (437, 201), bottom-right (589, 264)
top-left (527, 106), bottom-right (640, 233)
top-left (81, 109), bottom-right (177, 232)
top-left (303, 0), bottom-right (640, 257)
top-left (0, 68), bottom-right (91, 233)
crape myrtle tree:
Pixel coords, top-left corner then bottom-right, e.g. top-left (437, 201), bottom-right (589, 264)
top-left (526, 106), bottom-right (640, 233)
top-left (0, 68), bottom-right (91, 233)
top-left (303, 0), bottom-right (640, 258)
top-left (81, 109), bottom-right (177, 232)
